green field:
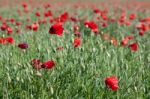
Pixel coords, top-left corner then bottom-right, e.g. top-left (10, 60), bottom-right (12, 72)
top-left (0, 0), bottom-right (150, 99)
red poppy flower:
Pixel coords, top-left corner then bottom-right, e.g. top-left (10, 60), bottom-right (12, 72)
top-left (16, 22), bottom-right (22, 26)
top-left (18, 43), bottom-right (28, 49)
top-left (5, 37), bottom-right (15, 44)
top-left (59, 12), bottom-right (69, 23)
top-left (129, 43), bottom-right (138, 52)
top-left (1, 24), bottom-right (8, 31)
top-left (49, 23), bottom-right (64, 36)
top-left (44, 3), bottom-right (51, 9)
top-left (41, 60), bottom-right (55, 69)
top-left (44, 10), bottom-right (52, 17)
top-left (7, 27), bottom-right (13, 35)
top-left (35, 12), bottom-right (41, 17)
top-left (105, 76), bottom-right (119, 91)
top-left (93, 8), bottom-right (101, 14)
top-left (139, 30), bottom-right (145, 36)
top-left (0, 16), bottom-right (2, 21)
top-left (73, 38), bottom-right (81, 48)
top-left (9, 18), bottom-right (15, 23)
top-left (0, 38), bottom-right (7, 44)
top-left (32, 23), bottom-right (39, 31)
top-left (129, 14), bottom-right (136, 20)
top-left (31, 59), bottom-right (42, 70)
top-left (121, 38), bottom-right (129, 46)
top-left (84, 20), bottom-right (98, 33)
top-left (22, 3), bottom-right (28, 8)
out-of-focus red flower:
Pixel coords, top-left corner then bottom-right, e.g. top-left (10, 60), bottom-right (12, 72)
top-left (140, 17), bottom-right (150, 23)
top-left (44, 10), bottom-right (52, 17)
top-left (0, 16), bottom-right (3, 21)
top-left (32, 23), bottom-right (39, 31)
top-left (16, 22), bottom-right (22, 26)
top-left (44, 3), bottom-right (51, 9)
top-left (125, 21), bottom-right (131, 26)
top-left (139, 30), bottom-right (145, 36)
top-left (73, 38), bottom-right (81, 48)
top-left (121, 38), bottom-right (129, 46)
top-left (16, 29), bottom-right (21, 34)
top-left (84, 20), bottom-right (98, 33)
top-left (70, 17), bottom-right (78, 22)
top-left (93, 8), bottom-right (101, 14)
top-left (5, 37), bottom-right (15, 44)
top-left (129, 42), bottom-right (138, 52)
top-left (105, 76), bottom-right (119, 91)
top-left (22, 2), bottom-right (28, 8)
top-left (59, 12), bottom-right (69, 23)
top-left (41, 60), bottom-right (55, 69)
top-left (0, 38), bottom-right (7, 44)
top-left (9, 18), bottom-right (15, 23)
top-left (26, 25), bottom-right (32, 30)
top-left (49, 23), bottom-right (64, 36)
top-left (7, 27), bottom-right (13, 35)
top-left (31, 59), bottom-right (42, 70)
top-left (102, 22), bottom-right (108, 28)
top-left (24, 7), bottom-right (29, 13)
top-left (129, 14), bottom-right (136, 20)
top-left (18, 43), bottom-right (28, 49)
top-left (35, 12), bottom-right (41, 17)
top-left (101, 14), bottom-right (108, 21)
top-left (1, 24), bottom-right (8, 31)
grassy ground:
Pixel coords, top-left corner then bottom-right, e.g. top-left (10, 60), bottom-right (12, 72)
top-left (0, 0), bottom-right (150, 99)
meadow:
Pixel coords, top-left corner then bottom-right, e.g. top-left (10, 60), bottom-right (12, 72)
top-left (0, 0), bottom-right (150, 99)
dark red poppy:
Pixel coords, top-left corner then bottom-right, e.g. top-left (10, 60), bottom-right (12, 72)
top-left (16, 22), bottom-right (22, 26)
top-left (93, 8), bottom-right (101, 14)
top-left (35, 12), bottom-right (41, 17)
top-left (41, 60), bottom-right (55, 69)
top-left (18, 43), bottom-right (28, 49)
top-left (73, 38), bottom-right (81, 48)
top-left (139, 30), bottom-right (145, 36)
top-left (1, 24), bottom-right (8, 31)
top-left (105, 76), bottom-right (119, 91)
top-left (22, 3), bottom-right (28, 8)
top-left (31, 59), bottom-right (42, 70)
top-left (129, 43), bottom-right (138, 52)
top-left (49, 23), bottom-right (64, 36)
